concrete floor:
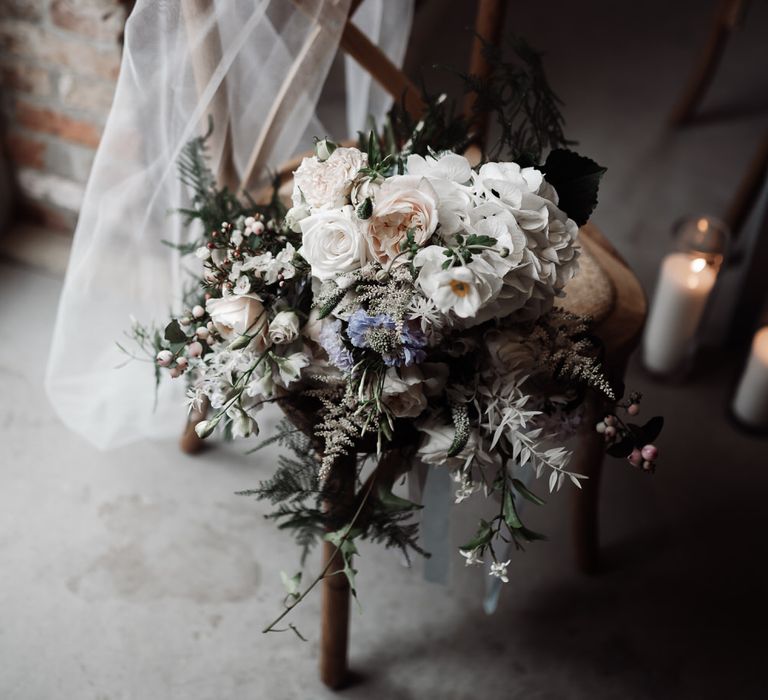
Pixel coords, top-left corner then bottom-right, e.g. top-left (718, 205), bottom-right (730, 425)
top-left (2, 1), bottom-right (768, 698)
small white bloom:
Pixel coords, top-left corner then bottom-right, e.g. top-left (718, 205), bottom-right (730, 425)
top-left (454, 476), bottom-right (481, 504)
top-left (460, 548), bottom-right (483, 567)
top-left (195, 246), bottom-right (211, 260)
top-left (414, 247), bottom-right (501, 320)
top-left (489, 559), bottom-right (510, 583)
top-left (234, 275), bottom-right (251, 295)
top-left (230, 229), bottom-right (243, 247)
top-left (273, 351), bottom-right (311, 386)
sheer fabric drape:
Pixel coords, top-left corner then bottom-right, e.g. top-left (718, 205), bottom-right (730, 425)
top-left (45, 0), bottom-right (414, 448)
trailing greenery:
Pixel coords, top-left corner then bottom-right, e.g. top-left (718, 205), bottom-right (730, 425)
top-left (237, 419), bottom-right (427, 566)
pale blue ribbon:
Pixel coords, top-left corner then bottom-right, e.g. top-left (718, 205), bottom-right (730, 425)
top-left (419, 464), bottom-right (453, 584)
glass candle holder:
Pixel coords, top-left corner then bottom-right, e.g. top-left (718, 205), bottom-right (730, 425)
top-left (731, 326), bottom-right (768, 432)
top-left (642, 216), bottom-right (729, 377)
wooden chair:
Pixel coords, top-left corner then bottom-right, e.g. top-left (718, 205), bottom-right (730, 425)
top-left (178, 0), bottom-right (648, 688)
top-left (668, 0), bottom-right (747, 127)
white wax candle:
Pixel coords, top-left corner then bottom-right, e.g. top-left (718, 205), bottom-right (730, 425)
top-left (643, 253), bottom-right (717, 374)
top-left (732, 327), bottom-right (768, 428)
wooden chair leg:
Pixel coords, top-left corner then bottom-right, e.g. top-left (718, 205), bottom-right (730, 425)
top-left (668, 0), bottom-right (745, 127)
top-left (724, 128), bottom-right (768, 235)
top-left (571, 391), bottom-right (605, 574)
top-left (179, 398), bottom-right (209, 455)
top-left (319, 451), bottom-right (357, 690)
top-left (320, 538), bottom-right (351, 689)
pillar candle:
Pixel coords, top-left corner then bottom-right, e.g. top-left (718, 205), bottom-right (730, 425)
top-left (643, 253), bottom-right (717, 374)
top-left (732, 327), bottom-right (768, 429)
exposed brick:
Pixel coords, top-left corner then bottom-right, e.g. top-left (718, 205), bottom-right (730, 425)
top-left (18, 197), bottom-right (78, 231)
top-left (43, 138), bottom-right (96, 183)
top-left (5, 130), bottom-right (46, 169)
top-left (15, 101), bottom-right (103, 148)
top-left (57, 73), bottom-right (116, 115)
top-left (0, 0), bottom-right (45, 22)
top-left (0, 59), bottom-right (52, 96)
top-left (51, 0), bottom-right (126, 43)
top-left (0, 19), bottom-right (121, 80)
top-left (17, 166), bottom-right (85, 212)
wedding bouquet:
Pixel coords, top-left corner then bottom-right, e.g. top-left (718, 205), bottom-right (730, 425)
top-left (126, 47), bottom-right (662, 621)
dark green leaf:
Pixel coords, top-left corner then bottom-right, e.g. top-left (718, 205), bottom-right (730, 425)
top-left (542, 149), bottom-right (606, 226)
top-left (518, 526), bottom-right (548, 542)
top-left (606, 435), bottom-right (634, 458)
top-left (376, 487), bottom-right (423, 513)
top-left (164, 319), bottom-right (187, 343)
top-left (511, 478), bottom-right (546, 506)
top-left (460, 520), bottom-right (493, 551)
top-left (503, 491), bottom-right (523, 529)
top-left (356, 197), bottom-right (373, 220)
top-left (640, 416), bottom-right (664, 444)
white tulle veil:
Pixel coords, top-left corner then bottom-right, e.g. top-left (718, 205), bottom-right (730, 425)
top-left (45, 0), bottom-right (414, 449)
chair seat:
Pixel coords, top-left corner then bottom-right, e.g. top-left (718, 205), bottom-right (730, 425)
top-left (561, 236), bottom-right (616, 323)
top-left (567, 224), bottom-right (648, 361)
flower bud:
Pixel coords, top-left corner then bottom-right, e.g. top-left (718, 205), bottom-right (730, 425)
top-left (156, 350), bottom-right (173, 366)
top-left (188, 341), bottom-right (203, 358)
top-left (641, 444), bottom-right (658, 461)
top-left (228, 334), bottom-right (252, 351)
top-left (627, 403), bottom-right (640, 416)
top-left (169, 366), bottom-right (182, 379)
top-left (192, 305), bottom-right (205, 319)
top-left (314, 138), bottom-right (337, 162)
top-left (195, 420), bottom-right (215, 439)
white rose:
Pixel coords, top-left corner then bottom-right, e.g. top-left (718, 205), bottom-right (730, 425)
top-left (299, 206), bottom-right (370, 281)
top-left (382, 367), bottom-right (427, 418)
top-left (206, 294), bottom-right (270, 351)
top-left (292, 147), bottom-right (368, 209)
top-left (268, 310), bottom-right (300, 345)
top-left (367, 175), bottom-right (438, 265)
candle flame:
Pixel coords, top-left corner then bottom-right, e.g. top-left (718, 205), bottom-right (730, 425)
top-left (690, 257), bottom-right (707, 273)
top-left (696, 218), bottom-right (709, 233)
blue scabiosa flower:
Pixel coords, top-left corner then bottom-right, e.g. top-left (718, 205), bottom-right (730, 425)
top-left (319, 319), bottom-right (355, 372)
top-left (346, 309), bottom-right (427, 367)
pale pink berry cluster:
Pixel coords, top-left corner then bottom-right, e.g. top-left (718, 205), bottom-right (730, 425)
top-left (155, 303), bottom-right (218, 378)
top-left (595, 393), bottom-right (659, 473)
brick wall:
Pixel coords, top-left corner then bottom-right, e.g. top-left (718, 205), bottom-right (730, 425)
top-left (0, 0), bottom-right (130, 232)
